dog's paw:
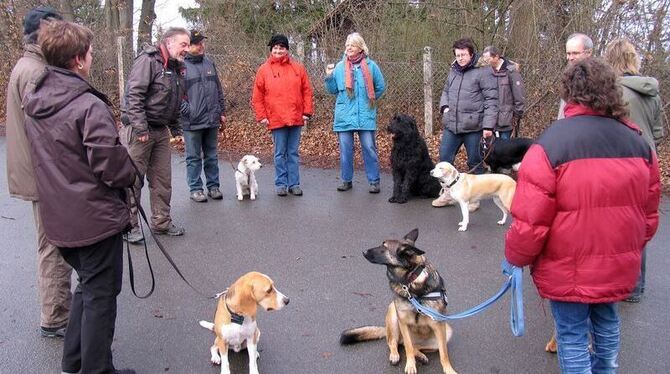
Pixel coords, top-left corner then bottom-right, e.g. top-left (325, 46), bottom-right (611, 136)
top-left (396, 197), bottom-right (408, 204)
top-left (404, 362), bottom-right (418, 374)
top-left (210, 355), bottom-right (221, 365)
top-left (415, 351), bottom-right (429, 365)
top-left (237, 194), bottom-right (243, 201)
top-left (388, 196), bottom-right (398, 203)
top-left (250, 194), bottom-right (256, 200)
top-left (389, 352), bottom-right (401, 366)
top-left (497, 219), bottom-right (506, 225)
top-left (458, 222), bottom-right (468, 231)
top-left (444, 367), bottom-right (459, 374)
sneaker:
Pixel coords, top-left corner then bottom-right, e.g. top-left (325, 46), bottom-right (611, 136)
top-left (40, 324), bottom-right (66, 338)
top-left (276, 187), bottom-right (288, 196)
top-left (337, 181), bottom-right (353, 191)
top-left (432, 187), bottom-right (456, 207)
top-left (153, 223), bottom-right (185, 236)
top-left (208, 187), bottom-right (223, 200)
top-left (624, 295), bottom-right (641, 303)
top-left (369, 183), bottom-right (380, 194)
top-left (289, 186), bottom-right (303, 196)
top-left (124, 227), bottom-right (144, 244)
top-left (190, 190), bottom-right (207, 202)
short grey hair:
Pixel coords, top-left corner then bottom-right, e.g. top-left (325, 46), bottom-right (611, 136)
top-left (160, 27), bottom-right (189, 43)
top-left (567, 33), bottom-right (593, 51)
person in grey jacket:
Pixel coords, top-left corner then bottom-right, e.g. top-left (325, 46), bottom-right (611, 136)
top-left (605, 38), bottom-right (665, 303)
top-left (24, 20), bottom-right (136, 374)
top-left (481, 46), bottom-right (525, 139)
top-left (180, 30), bottom-right (226, 202)
top-left (5, 6), bottom-right (72, 338)
top-left (433, 38), bottom-right (498, 207)
top-left (121, 27), bottom-right (190, 243)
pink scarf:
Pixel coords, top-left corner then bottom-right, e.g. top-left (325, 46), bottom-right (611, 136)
top-left (345, 53), bottom-right (376, 107)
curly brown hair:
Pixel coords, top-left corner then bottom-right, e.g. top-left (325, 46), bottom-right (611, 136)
top-left (560, 57), bottom-right (628, 120)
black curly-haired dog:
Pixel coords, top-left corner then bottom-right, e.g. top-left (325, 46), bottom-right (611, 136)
top-left (387, 114), bottom-right (442, 204)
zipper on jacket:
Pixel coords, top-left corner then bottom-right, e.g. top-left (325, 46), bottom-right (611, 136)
top-left (454, 73), bottom-right (464, 133)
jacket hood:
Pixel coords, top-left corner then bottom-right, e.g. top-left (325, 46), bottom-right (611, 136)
top-left (619, 75), bottom-right (659, 97)
top-left (23, 67), bottom-right (108, 119)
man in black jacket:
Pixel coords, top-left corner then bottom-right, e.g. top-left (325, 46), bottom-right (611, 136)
top-left (121, 27), bottom-right (190, 243)
top-left (180, 30), bottom-right (226, 202)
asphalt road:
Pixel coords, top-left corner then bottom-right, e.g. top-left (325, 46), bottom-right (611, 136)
top-left (1, 137), bottom-right (668, 374)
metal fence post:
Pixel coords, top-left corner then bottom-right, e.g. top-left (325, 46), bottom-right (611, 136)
top-left (117, 36), bottom-right (125, 108)
top-left (423, 46), bottom-right (433, 137)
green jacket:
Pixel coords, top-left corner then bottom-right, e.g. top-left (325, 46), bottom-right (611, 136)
top-left (620, 75), bottom-right (664, 150)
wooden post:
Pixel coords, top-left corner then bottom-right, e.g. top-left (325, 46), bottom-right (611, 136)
top-left (423, 46), bottom-right (433, 137)
top-left (117, 36), bottom-right (125, 108)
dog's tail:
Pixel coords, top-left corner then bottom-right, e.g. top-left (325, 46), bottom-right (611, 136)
top-left (339, 326), bottom-right (386, 345)
top-left (199, 320), bottom-right (215, 332)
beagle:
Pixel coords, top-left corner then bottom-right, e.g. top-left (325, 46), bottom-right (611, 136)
top-left (199, 272), bottom-right (289, 374)
top-left (430, 162), bottom-right (516, 231)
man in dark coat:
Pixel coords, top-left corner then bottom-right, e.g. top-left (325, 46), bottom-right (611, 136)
top-left (180, 30), bottom-right (226, 202)
top-left (121, 27), bottom-right (190, 243)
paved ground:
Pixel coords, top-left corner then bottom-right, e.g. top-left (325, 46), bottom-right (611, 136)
top-left (1, 137), bottom-right (668, 374)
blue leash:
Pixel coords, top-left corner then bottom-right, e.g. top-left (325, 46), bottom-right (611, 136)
top-left (406, 260), bottom-right (525, 337)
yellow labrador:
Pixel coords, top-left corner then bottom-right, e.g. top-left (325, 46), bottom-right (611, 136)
top-left (430, 162), bottom-right (516, 231)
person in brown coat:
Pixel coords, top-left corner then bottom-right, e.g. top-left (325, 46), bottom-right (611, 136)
top-left (23, 20), bottom-right (136, 374)
top-left (121, 27), bottom-right (191, 243)
top-left (4, 6), bottom-right (72, 338)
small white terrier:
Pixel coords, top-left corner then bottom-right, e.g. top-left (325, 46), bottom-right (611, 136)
top-left (235, 155), bottom-right (262, 201)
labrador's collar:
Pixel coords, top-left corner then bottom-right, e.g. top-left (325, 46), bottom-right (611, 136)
top-left (446, 173), bottom-right (460, 188)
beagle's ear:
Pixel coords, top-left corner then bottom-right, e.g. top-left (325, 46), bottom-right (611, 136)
top-left (404, 228), bottom-right (419, 244)
top-left (398, 243), bottom-right (425, 257)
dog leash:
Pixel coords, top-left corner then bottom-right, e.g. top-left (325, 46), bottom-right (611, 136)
top-left (465, 136), bottom-right (496, 174)
top-left (125, 162), bottom-right (219, 300)
top-left (404, 260), bottom-right (525, 337)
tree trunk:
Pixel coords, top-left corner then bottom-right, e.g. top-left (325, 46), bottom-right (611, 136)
top-left (137, 0), bottom-right (157, 51)
top-left (59, 0), bottom-right (75, 21)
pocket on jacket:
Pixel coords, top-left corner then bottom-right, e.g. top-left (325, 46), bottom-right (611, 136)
top-left (459, 110), bottom-right (484, 132)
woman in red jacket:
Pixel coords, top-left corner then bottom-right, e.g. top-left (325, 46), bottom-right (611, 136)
top-left (252, 34), bottom-right (314, 196)
top-left (505, 58), bottom-right (660, 373)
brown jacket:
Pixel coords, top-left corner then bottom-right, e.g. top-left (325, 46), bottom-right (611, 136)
top-left (5, 43), bottom-right (45, 201)
top-left (23, 67), bottom-right (136, 248)
top-left (122, 44), bottom-right (185, 136)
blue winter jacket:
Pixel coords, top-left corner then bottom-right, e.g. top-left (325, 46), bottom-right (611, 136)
top-left (324, 57), bottom-right (386, 132)
top-left (180, 53), bottom-right (225, 131)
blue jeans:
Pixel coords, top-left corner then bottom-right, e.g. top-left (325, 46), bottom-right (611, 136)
top-left (630, 246), bottom-right (646, 297)
top-left (184, 127), bottom-right (219, 192)
top-left (271, 126), bottom-right (302, 189)
top-left (439, 129), bottom-right (485, 174)
top-left (550, 301), bottom-right (620, 374)
top-left (497, 130), bottom-right (512, 139)
top-left (337, 130), bottom-right (380, 184)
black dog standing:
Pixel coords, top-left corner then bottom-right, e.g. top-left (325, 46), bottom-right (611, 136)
top-left (387, 114), bottom-right (442, 203)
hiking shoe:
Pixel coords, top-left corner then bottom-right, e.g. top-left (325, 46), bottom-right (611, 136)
top-left (289, 186), bottom-right (303, 196)
top-left (208, 187), bottom-right (223, 200)
top-left (432, 187), bottom-right (456, 207)
top-left (190, 190), bottom-right (207, 203)
top-left (369, 183), bottom-right (380, 194)
top-left (624, 295), bottom-right (641, 303)
top-left (124, 228), bottom-right (144, 244)
top-left (114, 369), bottom-right (136, 374)
top-left (40, 324), bottom-right (66, 338)
top-left (153, 223), bottom-right (185, 236)
top-left (337, 181), bottom-right (353, 191)
top-left (276, 187), bottom-right (288, 196)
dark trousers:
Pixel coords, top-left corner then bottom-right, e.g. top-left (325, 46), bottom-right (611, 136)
top-left (59, 233), bottom-right (124, 374)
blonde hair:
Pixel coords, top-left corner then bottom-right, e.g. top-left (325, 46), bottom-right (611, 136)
top-left (604, 38), bottom-right (641, 76)
top-left (345, 32), bottom-right (369, 55)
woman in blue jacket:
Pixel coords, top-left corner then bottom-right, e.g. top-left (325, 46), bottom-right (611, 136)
top-left (325, 32), bottom-right (386, 193)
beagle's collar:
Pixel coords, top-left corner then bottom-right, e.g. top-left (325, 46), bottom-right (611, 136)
top-left (446, 173), bottom-right (460, 188)
top-left (224, 294), bottom-right (245, 325)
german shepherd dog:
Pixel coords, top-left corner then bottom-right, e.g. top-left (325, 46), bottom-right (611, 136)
top-left (340, 229), bottom-right (457, 374)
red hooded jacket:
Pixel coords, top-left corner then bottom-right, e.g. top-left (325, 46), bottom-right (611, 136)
top-left (251, 55), bottom-right (313, 130)
top-left (505, 104), bottom-right (660, 303)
